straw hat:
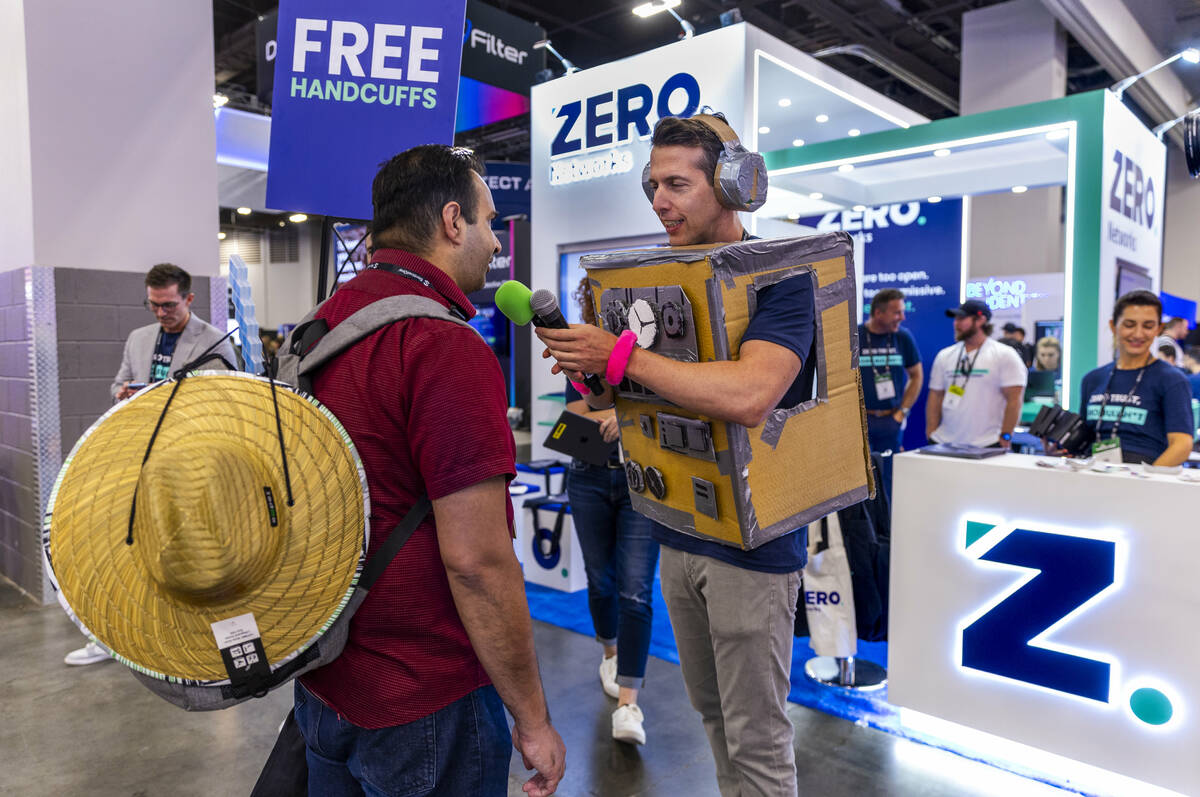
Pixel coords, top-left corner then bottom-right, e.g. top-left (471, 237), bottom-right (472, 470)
top-left (44, 372), bottom-right (369, 684)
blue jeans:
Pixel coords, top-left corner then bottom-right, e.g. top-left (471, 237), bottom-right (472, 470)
top-left (293, 681), bottom-right (510, 797)
top-left (866, 413), bottom-right (901, 504)
top-left (566, 459), bottom-right (659, 687)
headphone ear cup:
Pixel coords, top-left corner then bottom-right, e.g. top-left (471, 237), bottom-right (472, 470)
top-left (713, 148), bottom-right (769, 212)
top-left (642, 162), bottom-right (655, 204)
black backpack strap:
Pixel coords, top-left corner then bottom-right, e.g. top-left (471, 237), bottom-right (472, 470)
top-left (357, 496), bottom-right (433, 592)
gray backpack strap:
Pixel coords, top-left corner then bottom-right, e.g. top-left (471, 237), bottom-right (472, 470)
top-left (296, 295), bottom-right (474, 379)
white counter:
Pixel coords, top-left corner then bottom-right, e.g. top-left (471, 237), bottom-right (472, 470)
top-left (890, 451), bottom-right (1199, 795)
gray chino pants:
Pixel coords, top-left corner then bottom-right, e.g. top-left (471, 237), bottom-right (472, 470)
top-left (659, 545), bottom-right (801, 797)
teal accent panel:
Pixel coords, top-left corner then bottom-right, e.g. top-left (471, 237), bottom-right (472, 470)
top-left (965, 520), bottom-right (996, 548)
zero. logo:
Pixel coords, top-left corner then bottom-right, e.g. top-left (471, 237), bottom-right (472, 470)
top-left (959, 520), bottom-right (1178, 728)
top-left (1109, 148), bottom-right (1156, 230)
top-left (550, 72), bottom-right (701, 158)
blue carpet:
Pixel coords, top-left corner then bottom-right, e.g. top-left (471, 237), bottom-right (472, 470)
top-left (524, 577), bottom-right (895, 725)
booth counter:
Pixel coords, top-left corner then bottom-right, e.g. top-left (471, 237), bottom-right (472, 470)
top-left (890, 451), bottom-right (1198, 795)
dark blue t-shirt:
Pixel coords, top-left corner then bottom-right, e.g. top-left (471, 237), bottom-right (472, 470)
top-left (150, 329), bottom-right (181, 381)
top-left (652, 274), bottom-right (816, 573)
top-left (858, 325), bottom-right (920, 410)
top-left (1188, 372), bottom-right (1200, 404)
top-left (1079, 359), bottom-right (1193, 459)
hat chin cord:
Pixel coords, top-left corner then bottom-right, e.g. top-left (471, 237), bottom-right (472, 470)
top-left (125, 345), bottom-right (295, 546)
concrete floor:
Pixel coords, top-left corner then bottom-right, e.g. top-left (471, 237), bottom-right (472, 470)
top-left (0, 579), bottom-right (1067, 797)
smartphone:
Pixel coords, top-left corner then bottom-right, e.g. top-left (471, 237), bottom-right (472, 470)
top-left (128, 382), bottom-right (148, 391)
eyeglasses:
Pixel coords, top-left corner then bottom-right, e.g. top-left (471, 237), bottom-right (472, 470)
top-left (144, 299), bottom-right (181, 312)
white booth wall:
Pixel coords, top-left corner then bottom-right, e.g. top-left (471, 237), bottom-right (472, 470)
top-left (528, 22), bottom-right (924, 458)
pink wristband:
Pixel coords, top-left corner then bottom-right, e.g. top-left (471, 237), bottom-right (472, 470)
top-left (606, 330), bottom-right (638, 386)
top-left (570, 380), bottom-right (590, 395)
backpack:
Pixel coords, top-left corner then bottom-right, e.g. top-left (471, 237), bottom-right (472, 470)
top-left (134, 293), bottom-right (475, 711)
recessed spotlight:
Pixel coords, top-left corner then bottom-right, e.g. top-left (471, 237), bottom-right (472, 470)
top-left (217, 231), bottom-right (227, 240)
top-left (792, 138), bottom-right (805, 147)
top-left (778, 98), bottom-right (792, 108)
top-left (758, 126), bottom-right (771, 134)
top-left (1046, 129), bottom-right (1070, 141)
top-left (809, 192), bottom-right (824, 200)
top-left (927, 196), bottom-right (942, 204)
top-left (236, 207), bottom-right (252, 215)
top-left (786, 212), bottom-right (801, 220)
top-left (838, 163), bottom-right (854, 173)
top-left (1011, 185), bottom-right (1028, 193)
top-left (815, 114), bottom-right (829, 123)
top-left (288, 213), bottom-right (308, 223)
top-left (852, 204), bottom-right (867, 212)
top-left (847, 128), bottom-right (861, 137)
top-left (278, 221), bottom-right (286, 227)
top-left (933, 148), bottom-right (951, 158)
top-left (213, 93), bottom-right (229, 108)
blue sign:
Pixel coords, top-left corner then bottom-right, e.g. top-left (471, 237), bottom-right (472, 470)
top-left (799, 199), bottom-right (963, 449)
top-left (484, 161), bottom-right (530, 220)
top-left (267, 0), bottom-right (468, 220)
top-left (962, 524), bottom-right (1115, 702)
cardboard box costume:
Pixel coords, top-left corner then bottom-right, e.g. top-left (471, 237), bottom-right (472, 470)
top-left (582, 231), bottom-right (873, 550)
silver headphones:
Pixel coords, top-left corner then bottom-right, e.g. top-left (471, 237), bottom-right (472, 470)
top-left (641, 113), bottom-right (768, 213)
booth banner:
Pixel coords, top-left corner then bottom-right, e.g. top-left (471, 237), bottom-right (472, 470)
top-left (966, 273), bottom-right (1065, 342)
top-left (484, 161), bottom-right (531, 220)
top-left (1098, 92), bottom-right (1166, 358)
top-left (267, 0), bottom-right (467, 219)
top-left (462, 0), bottom-right (544, 95)
top-left (799, 198), bottom-right (963, 449)
top-left (255, 10), bottom-right (279, 105)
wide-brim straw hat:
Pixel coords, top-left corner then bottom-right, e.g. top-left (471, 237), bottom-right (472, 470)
top-left (43, 371), bottom-right (369, 685)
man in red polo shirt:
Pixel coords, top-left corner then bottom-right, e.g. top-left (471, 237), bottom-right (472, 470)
top-left (295, 145), bottom-right (565, 797)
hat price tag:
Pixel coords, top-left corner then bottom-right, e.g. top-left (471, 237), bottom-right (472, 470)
top-left (211, 613), bottom-right (271, 685)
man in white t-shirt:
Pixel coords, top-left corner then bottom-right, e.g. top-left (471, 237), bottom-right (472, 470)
top-left (927, 300), bottom-right (1028, 448)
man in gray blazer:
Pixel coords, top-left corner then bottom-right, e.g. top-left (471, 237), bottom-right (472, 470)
top-left (68, 263), bottom-right (237, 667)
top-left (110, 263), bottom-right (238, 401)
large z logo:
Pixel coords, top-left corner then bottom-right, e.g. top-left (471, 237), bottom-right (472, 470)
top-left (961, 526), bottom-right (1117, 703)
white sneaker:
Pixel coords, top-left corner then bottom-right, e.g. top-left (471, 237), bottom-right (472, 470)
top-left (612, 703), bottom-right (646, 745)
top-left (64, 641), bottom-right (111, 666)
top-left (598, 655), bottom-right (620, 699)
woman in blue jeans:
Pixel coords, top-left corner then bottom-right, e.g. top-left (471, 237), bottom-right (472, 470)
top-left (565, 277), bottom-right (659, 746)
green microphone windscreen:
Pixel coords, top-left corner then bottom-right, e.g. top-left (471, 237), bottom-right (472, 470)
top-left (495, 280), bottom-right (535, 325)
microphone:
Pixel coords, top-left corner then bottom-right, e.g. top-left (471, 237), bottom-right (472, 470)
top-left (495, 281), bottom-right (605, 395)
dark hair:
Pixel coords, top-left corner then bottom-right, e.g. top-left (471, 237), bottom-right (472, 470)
top-left (145, 263), bottom-right (191, 295)
top-left (371, 145), bottom-right (485, 256)
top-left (1158, 344), bottom-right (1177, 360)
top-left (982, 322), bottom-right (994, 337)
top-left (1112, 289), bottom-right (1162, 323)
top-left (651, 115), bottom-right (725, 180)
top-left (1164, 316), bottom-right (1187, 331)
top-left (573, 275), bottom-right (596, 326)
top-left (870, 288), bottom-right (904, 316)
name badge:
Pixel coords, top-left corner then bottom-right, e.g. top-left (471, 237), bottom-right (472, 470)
top-left (1091, 437), bottom-right (1123, 463)
top-left (873, 372), bottom-right (896, 401)
top-left (943, 384), bottom-right (965, 410)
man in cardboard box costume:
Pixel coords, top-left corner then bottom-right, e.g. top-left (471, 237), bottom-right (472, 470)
top-left (538, 113), bottom-right (871, 796)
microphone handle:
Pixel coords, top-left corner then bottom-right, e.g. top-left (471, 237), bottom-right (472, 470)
top-left (533, 311), bottom-right (607, 395)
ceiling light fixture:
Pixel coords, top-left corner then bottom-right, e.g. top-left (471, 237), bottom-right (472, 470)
top-left (236, 207), bottom-right (252, 215)
top-left (1111, 47), bottom-right (1200, 100)
top-left (759, 126), bottom-right (771, 134)
top-left (852, 204), bottom-right (867, 212)
top-left (792, 138), bottom-right (805, 147)
top-left (288, 213), bottom-right (308, 223)
top-left (1011, 185), bottom-right (1028, 194)
top-left (532, 39), bottom-right (579, 74)
top-left (847, 128), bottom-right (861, 137)
top-left (933, 148), bottom-right (951, 158)
top-left (838, 163), bottom-right (854, 173)
top-left (927, 196), bottom-right (942, 203)
top-left (217, 231), bottom-right (227, 240)
top-left (213, 93), bottom-right (229, 109)
top-left (809, 192), bottom-right (824, 200)
top-left (632, 0), bottom-right (694, 39)
top-left (815, 114), bottom-right (829, 123)
top-left (778, 98), bottom-right (792, 108)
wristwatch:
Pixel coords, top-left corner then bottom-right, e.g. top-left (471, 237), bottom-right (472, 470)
top-left (899, 406), bottom-right (911, 417)
top-left (1000, 432), bottom-right (1013, 442)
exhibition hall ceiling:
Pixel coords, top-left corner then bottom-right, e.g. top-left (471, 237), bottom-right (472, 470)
top-left (211, 0), bottom-right (1199, 160)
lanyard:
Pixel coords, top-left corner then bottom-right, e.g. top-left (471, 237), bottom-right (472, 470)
top-left (864, 328), bottom-right (896, 379)
top-left (1094, 359), bottom-right (1150, 440)
top-left (950, 342), bottom-right (983, 391)
top-left (367, 262), bottom-right (469, 321)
